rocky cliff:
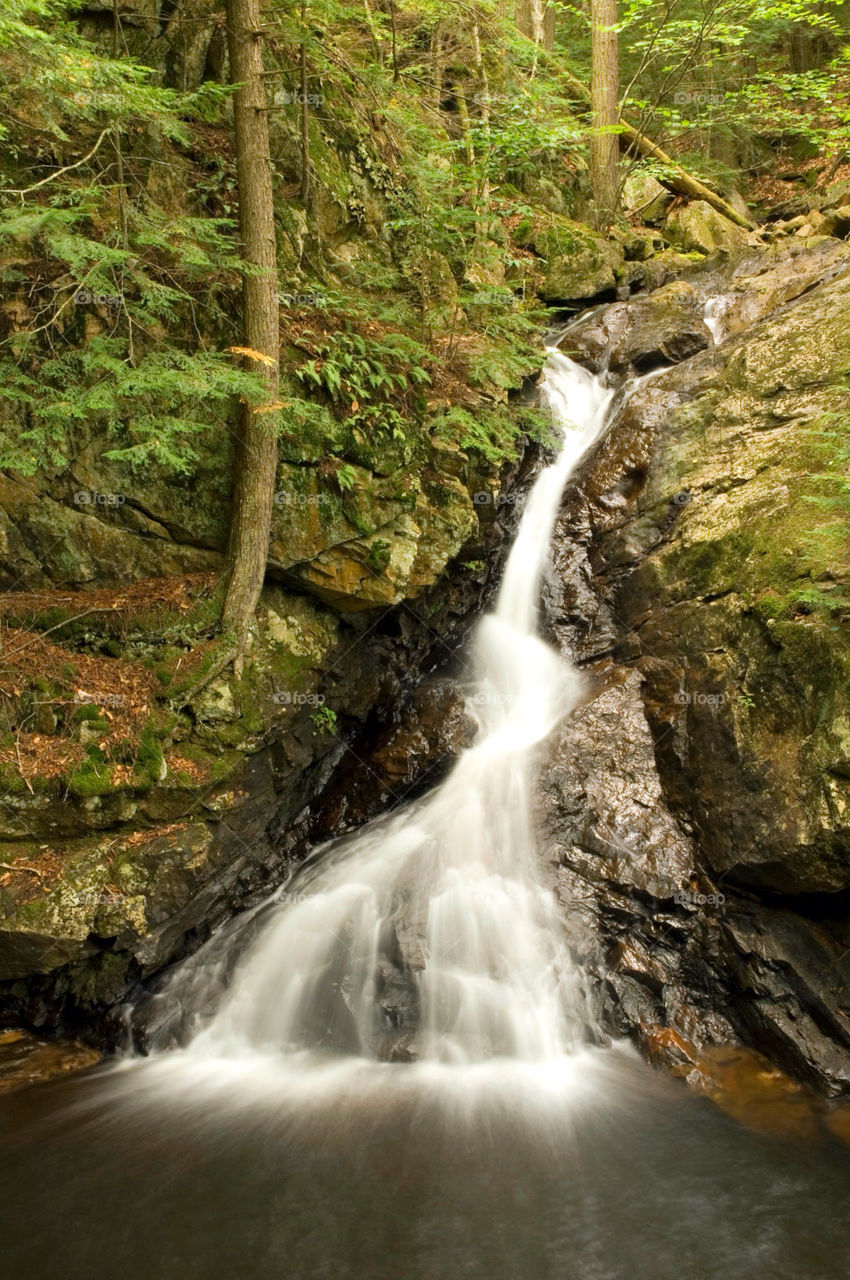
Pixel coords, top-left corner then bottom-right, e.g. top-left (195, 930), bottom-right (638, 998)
top-left (541, 238), bottom-right (850, 1096)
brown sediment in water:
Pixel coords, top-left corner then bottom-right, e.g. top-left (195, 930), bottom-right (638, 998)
top-left (0, 1028), bottom-right (100, 1093)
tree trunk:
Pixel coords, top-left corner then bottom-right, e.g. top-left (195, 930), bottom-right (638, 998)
top-left (560, 67), bottom-right (755, 229)
top-left (515, 1), bottom-right (555, 55)
top-left (221, 0), bottom-right (280, 641)
top-left (590, 0), bottom-right (618, 224)
top-left (299, 0), bottom-right (310, 204)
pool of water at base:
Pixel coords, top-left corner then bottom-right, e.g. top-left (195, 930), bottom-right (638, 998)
top-left (1, 1044), bottom-right (848, 1280)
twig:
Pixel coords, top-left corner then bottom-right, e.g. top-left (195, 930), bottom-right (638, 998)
top-left (3, 128), bottom-right (111, 198)
top-left (0, 862), bottom-right (45, 879)
top-left (14, 732), bottom-right (34, 794)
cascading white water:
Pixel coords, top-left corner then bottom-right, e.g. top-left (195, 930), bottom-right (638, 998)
top-left (703, 296), bottom-right (729, 344)
top-left (178, 350), bottom-right (615, 1069)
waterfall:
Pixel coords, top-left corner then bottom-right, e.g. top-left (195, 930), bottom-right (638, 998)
top-left (156, 350), bottom-right (616, 1069)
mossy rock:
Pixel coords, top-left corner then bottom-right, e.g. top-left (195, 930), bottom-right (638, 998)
top-left (664, 200), bottom-right (755, 255)
top-left (597, 262), bottom-right (850, 893)
top-left (530, 218), bottom-right (625, 303)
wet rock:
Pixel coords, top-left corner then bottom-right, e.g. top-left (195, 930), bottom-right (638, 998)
top-left (562, 280), bottom-right (711, 372)
top-left (0, 1027), bottom-right (99, 1092)
top-left (541, 669), bottom-right (695, 901)
top-left (311, 679), bottom-right (475, 835)
top-left (542, 236), bottom-right (850, 1097)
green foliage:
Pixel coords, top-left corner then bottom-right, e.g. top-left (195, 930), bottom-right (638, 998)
top-left (560, 0), bottom-right (850, 187)
top-left (0, 3), bottom-right (260, 478)
top-left (310, 705), bottom-right (338, 736)
top-left (431, 402), bottom-right (557, 468)
top-left (296, 330), bottom-right (432, 462)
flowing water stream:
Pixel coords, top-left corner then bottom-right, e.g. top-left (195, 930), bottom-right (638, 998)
top-left (2, 343), bottom-right (850, 1280)
top-left (155, 349), bottom-right (612, 1071)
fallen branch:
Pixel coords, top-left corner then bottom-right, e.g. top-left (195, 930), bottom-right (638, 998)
top-left (561, 69), bottom-right (756, 230)
top-left (3, 128), bottom-right (111, 198)
top-left (0, 862), bottom-right (45, 879)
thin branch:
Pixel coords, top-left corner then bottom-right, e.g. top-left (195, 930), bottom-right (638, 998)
top-left (3, 128), bottom-right (111, 198)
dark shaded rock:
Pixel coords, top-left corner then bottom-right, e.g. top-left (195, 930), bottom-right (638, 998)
top-left (310, 679), bottom-right (475, 836)
top-left (562, 280), bottom-right (711, 373)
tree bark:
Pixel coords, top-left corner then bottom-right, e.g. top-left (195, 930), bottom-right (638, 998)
top-left (221, 0), bottom-right (280, 641)
top-left (299, 0), bottom-right (310, 204)
top-left (590, 0), bottom-right (619, 224)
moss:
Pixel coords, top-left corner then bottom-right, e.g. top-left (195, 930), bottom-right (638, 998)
top-left (71, 704), bottom-right (110, 728)
top-left (133, 727), bottom-right (165, 788)
top-left (0, 761), bottom-right (31, 796)
top-left (66, 758), bottom-right (116, 798)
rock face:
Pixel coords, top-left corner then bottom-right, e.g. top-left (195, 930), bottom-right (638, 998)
top-left (0, 450), bottom-right (536, 1039)
top-left (540, 238), bottom-right (850, 1096)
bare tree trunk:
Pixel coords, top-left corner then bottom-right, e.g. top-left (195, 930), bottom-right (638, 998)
top-left (221, 0), bottom-right (280, 642)
top-left (590, 0), bottom-right (619, 224)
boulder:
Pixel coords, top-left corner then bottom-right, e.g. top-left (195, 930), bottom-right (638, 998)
top-left (621, 171), bottom-right (672, 223)
top-left (563, 279), bottom-right (711, 372)
top-left (664, 200), bottom-right (755, 254)
top-left (525, 218), bottom-right (625, 303)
